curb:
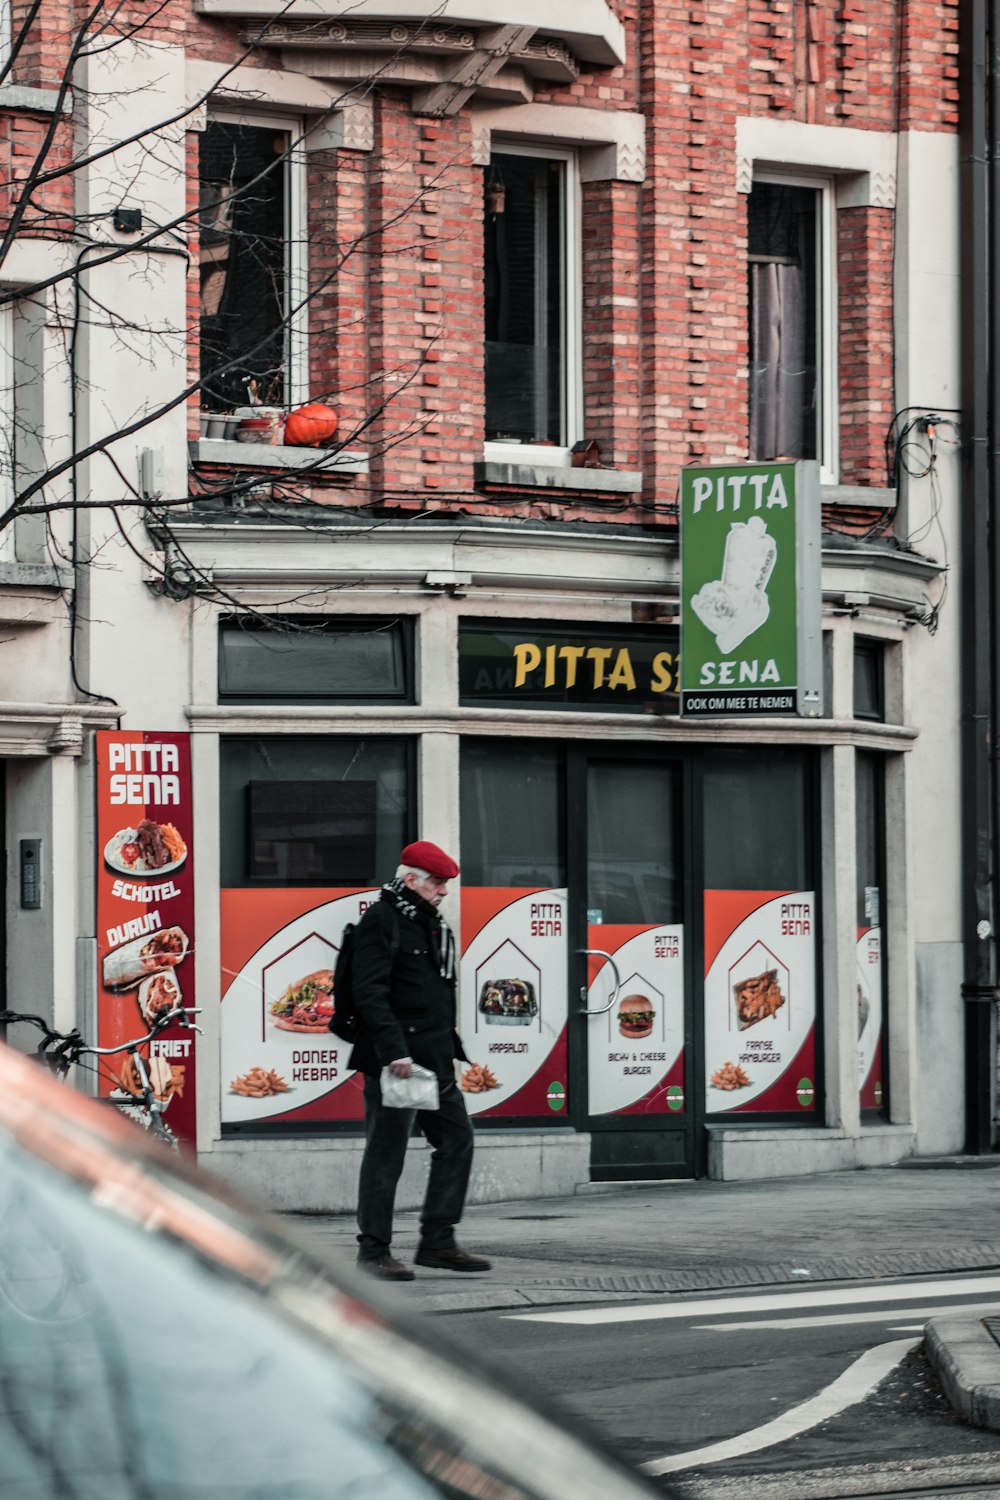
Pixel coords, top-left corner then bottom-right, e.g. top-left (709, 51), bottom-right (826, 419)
top-left (924, 1314), bottom-right (1000, 1431)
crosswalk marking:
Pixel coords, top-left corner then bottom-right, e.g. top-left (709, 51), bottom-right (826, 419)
top-left (692, 1297), bottom-right (1000, 1332)
top-left (507, 1274), bottom-right (1000, 1326)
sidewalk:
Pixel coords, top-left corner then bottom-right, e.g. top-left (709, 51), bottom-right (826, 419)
top-left (283, 1161), bottom-right (1000, 1429)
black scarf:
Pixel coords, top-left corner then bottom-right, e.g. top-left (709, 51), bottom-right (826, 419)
top-left (381, 880), bottom-right (456, 982)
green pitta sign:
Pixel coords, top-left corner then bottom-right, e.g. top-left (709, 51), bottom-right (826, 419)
top-left (679, 461), bottom-right (822, 717)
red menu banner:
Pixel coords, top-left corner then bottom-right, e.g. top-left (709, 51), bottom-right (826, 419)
top-left (95, 732), bottom-right (197, 1146)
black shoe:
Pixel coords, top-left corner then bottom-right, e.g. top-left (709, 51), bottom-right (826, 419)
top-left (358, 1252), bottom-right (415, 1282)
top-left (414, 1245), bottom-right (491, 1273)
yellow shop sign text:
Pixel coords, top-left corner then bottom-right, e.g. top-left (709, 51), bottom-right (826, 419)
top-left (513, 642), bottom-right (678, 695)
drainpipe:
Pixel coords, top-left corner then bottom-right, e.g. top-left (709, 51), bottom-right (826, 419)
top-left (959, 0), bottom-right (996, 1153)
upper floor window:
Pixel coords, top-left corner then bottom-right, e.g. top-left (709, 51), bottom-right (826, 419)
top-left (199, 117), bottom-right (307, 413)
top-left (748, 176), bottom-right (836, 482)
top-left (853, 640), bottom-right (884, 722)
top-left (484, 147), bottom-right (580, 454)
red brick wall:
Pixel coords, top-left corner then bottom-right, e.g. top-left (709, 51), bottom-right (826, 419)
top-left (0, 0), bottom-right (960, 525)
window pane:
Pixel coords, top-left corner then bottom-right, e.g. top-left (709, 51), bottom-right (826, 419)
top-left (484, 154), bottom-right (564, 443)
top-left (200, 121), bottom-right (287, 412)
top-left (587, 761), bottom-right (681, 924)
top-left (853, 642), bottom-right (884, 721)
top-left (220, 738), bottom-right (410, 887)
top-left (218, 618), bottom-right (413, 704)
top-left (460, 742), bottom-right (564, 886)
top-left (748, 182), bottom-right (818, 463)
top-left (856, 751), bottom-right (882, 919)
top-left (703, 748), bottom-right (809, 889)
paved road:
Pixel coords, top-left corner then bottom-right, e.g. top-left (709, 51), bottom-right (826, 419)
top-left (440, 1273), bottom-right (1000, 1492)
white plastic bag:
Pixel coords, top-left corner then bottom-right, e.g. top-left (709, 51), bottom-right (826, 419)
top-left (380, 1064), bottom-right (440, 1111)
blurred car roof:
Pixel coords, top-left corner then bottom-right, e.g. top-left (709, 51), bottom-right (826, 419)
top-left (0, 1040), bottom-right (667, 1500)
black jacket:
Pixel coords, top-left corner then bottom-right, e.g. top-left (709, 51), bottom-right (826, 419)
top-left (347, 891), bottom-right (467, 1080)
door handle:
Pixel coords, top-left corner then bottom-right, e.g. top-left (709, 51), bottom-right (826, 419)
top-left (577, 948), bottom-right (621, 1015)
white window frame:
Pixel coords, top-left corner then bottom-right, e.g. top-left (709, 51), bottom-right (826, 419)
top-left (0, 0), bottom-right (11, 78)
top-left (202, 111), bottom-right (309, 410)
top-left (483, 141), bottom-right (582, 465)
top-left (750, 170), bottom-right (838, 486)
top-left (0, 299), bottom-right (14, 558)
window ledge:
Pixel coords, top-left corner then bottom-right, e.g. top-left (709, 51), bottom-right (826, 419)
top-left (0, 560), bottom-right (73, 591)
top-left (822, 484), bottom-right (897, 510)
top-left (189, 439), bottom-right (369, 476)
top-left (0, 85), bottom-right (71, 115)
top-left (475, 460), bottom-right (643, 494)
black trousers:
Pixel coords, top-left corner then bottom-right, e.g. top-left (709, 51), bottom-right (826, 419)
top-left (356, 1072), bottom-right (474, 1259)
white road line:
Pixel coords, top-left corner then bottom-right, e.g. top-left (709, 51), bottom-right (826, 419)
top-left (692, 1297), bottom-right (1000, 1332)
top-left (507, 1274), bottom-right (1000, 1326)
top-left (639, 1338), bottom-right (918, 1476)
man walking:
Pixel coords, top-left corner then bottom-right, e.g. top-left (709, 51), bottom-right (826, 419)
top-left (349, 840), bottom-right (491, 1281)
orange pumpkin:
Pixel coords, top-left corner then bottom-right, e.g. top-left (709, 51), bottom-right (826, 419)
top-left (284, 403), bottom-right (339, 447)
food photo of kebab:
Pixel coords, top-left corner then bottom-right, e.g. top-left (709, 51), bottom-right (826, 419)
top-left (733, 968), bottom-right (785, 1030)
top-left (105, 820), bottom-right (187, 875)
top-left (137, 971), bottom-right (182, 1028)
top-left (269, 970), bottom-right (335, 1033)
top-left (103, 927), bottom-right (189, 992)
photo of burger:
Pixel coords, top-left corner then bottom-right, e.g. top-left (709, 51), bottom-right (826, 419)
top-left (269, 970), bottom-right (335, 1033)
top-left (618, 993), bottom-right (655, 1040)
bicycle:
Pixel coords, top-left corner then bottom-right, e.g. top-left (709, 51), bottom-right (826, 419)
top-left (0, 1005), bottom-right (202, 1149)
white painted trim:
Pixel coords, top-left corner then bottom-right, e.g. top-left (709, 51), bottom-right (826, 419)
top-left (0, 300), bottom-right (13, 558)
top-left (286, 128), bottom-right (309, 407)
top-left (194, 0), bottom-right (628, 68)
top-left (473, 104), bottom-right (645, 183)
top-left (204, 110), bottom-right (310, 406)
top-left (751, 171), bottom-right (839, 486)
top-left (185, 60), bottom-right (374, 150)
top-left (485, 142), bottom-right (582, 448)
top-left (736, 116), bottom-right (896, 208)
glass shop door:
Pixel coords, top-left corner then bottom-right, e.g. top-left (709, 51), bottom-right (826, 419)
top-left (569, 752), bottom-right (695, 1180)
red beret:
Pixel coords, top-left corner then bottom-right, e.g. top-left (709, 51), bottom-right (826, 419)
top-left (401, 840), bottom-right (459, 879)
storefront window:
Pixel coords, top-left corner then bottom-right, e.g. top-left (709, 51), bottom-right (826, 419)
top-left (702, 749), bottom-right (809, 890)
top-left (220, 738), bottom-right (410, 888)
top-left (856, 750), bottom-right (887, 1113)
top-left (702, 749), bottom-right (818, 1118)
top-left (459, 742), bottom-right (568, 1123)
top-left (219, 737), bottom-right (413, 1133)
top-left (587, 761), bottom-right (681, 925)
top-left (459, 743), bottom-right (564, 887)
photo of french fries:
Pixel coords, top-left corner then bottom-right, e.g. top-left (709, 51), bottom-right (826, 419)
top-left (710, 1060), bottom-right (750, 1091)
top-left (460, 1062), bottom-right (500, 1094)
top-left (230, 1066), bottom-right (290, 1099)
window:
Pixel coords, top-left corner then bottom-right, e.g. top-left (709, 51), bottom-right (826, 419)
top-left (460, 741), bottom-right (565, 887)
top-left (748, 177), bottom-right (836, 482)
top-left (220, 737), bottom-right (412, 888)
top-left (218, 617), bottom-right (414, 705)
top-left (483, 148), bottom-right (580, 452)
top-left (199, 118), bottom-right (307, 413)
top-left (853, 640), bottom-right (884, 721)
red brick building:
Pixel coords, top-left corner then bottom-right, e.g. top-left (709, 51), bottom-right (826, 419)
top-left (0, 0), bottom-right (968, 1199)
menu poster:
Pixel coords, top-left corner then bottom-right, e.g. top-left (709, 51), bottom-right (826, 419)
top-left (460, 889), bottom-right (569, 1118)
top-left (586, 925), bottom-right (685, 1116)
top-left (703, 890), bottom-right (817, 1115)
top-left (220, 889), bottom-right (377, 1126)
top-left (96, 731), bottom-right (197, 1146)
top-left (857, 926), bottom-right (884, 1109)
